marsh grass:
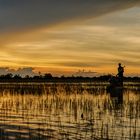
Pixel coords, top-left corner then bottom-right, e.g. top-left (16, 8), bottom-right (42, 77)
top-left (0, 82), bottom-right (139, 140)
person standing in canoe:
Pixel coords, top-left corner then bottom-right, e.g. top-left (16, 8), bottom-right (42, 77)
top-left (117, 63), bottom-right (125, 85)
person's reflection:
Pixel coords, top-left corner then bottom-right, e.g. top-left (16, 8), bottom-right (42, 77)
top-left (109, 88), bottom-right (123, 110)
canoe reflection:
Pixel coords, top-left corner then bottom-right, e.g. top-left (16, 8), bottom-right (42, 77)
top-left (109, 88), bottom-right (123, 109)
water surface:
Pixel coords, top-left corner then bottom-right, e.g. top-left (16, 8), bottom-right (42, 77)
top-left (0, 83), bottom-right (139, 140)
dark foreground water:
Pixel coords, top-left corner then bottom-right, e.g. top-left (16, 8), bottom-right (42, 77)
top-left (0, 83), bottom-right (139, 140)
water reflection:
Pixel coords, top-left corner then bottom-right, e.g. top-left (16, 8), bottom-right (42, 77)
top-left (0, 83), bottom-right (139, 140)
top-left (109, 88), bottom-right (123, 110)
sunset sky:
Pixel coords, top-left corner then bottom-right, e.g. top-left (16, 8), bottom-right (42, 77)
top-left (0, 0), bottom-right (140, 76)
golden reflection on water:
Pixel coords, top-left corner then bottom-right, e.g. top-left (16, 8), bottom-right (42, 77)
top-left (0, 83), bottom-right (139, 140)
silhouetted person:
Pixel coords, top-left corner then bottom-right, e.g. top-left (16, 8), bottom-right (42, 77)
top-left (81, 113), bottom-right (84, 119)
top-left (117, 63), bottom-right (124, 86)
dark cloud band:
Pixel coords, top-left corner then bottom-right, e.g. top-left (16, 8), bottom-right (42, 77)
top-left (0, 0), bottom-right (139, 33)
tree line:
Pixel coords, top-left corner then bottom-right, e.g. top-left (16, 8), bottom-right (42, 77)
top-left (0, 73), bottom-right (139, 82)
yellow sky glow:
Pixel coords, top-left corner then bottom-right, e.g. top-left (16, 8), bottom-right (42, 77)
top-left (0, 7), bottom-right (140, 76)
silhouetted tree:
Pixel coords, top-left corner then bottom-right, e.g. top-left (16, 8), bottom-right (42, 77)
top-left (44, 73), bottom-right (53, 79)
top-left (14, 74), bottom-right (22, 79)
top-left (5, 73), bottom-right (13, 79)
top-left (25, 75), bottom-right (30, 79)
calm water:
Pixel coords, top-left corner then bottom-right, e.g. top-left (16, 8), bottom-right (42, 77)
top-left (0, 83), bottom-right (139, 140)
